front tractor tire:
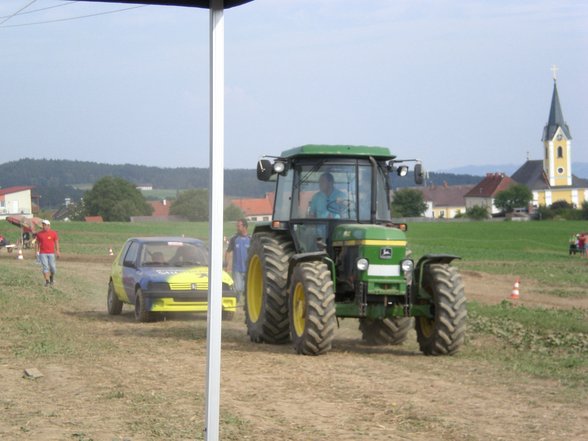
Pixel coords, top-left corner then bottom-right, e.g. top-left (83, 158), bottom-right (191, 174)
top-left (359, 317), bottom-right (412, 346)
top-left (289, 262), bottom-right (336, 356)
top-left (415, 264), bottom-right (467, 355)
top-left (245, 232), bottom-right (294, 344)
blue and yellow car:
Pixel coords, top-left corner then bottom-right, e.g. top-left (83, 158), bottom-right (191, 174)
top-left (107, 237), bottom-right (236, 322)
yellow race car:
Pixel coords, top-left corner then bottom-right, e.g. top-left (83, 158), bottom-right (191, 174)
top-left (107, 237), bottom-right (236, 322)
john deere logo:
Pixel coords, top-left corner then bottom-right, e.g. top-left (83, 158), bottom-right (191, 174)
top-left (380, 248), bottom-right (392, 259)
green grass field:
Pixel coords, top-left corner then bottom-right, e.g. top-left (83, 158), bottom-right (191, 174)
top-left (406, 220), bottom-right (588, 290)
top-left (3, 218), bottom-right (587, 289)
top-left (1, 219), bottom-right (586, 391)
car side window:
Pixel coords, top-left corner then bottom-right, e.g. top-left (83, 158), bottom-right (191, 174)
top-left (123, 242), bottom-right (140, 268)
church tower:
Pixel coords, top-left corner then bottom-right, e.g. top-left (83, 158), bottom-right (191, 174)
top-left (542, 65), bottom-right (572, 187)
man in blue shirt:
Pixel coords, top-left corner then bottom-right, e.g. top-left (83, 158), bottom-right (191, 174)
top-left (224, 218), bottom-right (250, 302)
top-left (309, 172), bottom-right (347, 219)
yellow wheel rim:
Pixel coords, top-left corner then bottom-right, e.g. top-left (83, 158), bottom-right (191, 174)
top-left (292, 282), bottom-right (306, 337)
top-left (247, 255), bottom-right (262, 322)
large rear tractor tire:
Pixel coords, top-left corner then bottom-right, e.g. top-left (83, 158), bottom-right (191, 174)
top-left (415, 264), bottom-right (466, 355)
top-left (359, 317), bottom-right (412, 346)
top-left (289, 262), bottom-right (336, 355)
top-left (245, 232), bottom-right (295, 344)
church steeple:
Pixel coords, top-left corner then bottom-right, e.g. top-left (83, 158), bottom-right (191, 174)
top-left (542, 66), bottom-right (572, 141)
top-left (542, 65), bottom-right (572, 187)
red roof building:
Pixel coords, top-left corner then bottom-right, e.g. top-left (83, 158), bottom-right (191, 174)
top-left (149, 200), bottom-right (171, 217)
top-left (231, 193), bottom-right (274, 222)
top-left (464, 173), bottom-right (516, 215)
top-left (85, 216), bottom-right (104, 223)
top-left (420, 184), bottom-right (475, 219)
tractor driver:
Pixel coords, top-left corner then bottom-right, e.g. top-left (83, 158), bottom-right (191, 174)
top-left (308, 172), bottom-right (347, 219)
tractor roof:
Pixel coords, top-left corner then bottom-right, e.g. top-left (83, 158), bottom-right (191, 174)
top-left (280, 144), bottom-right (395, 160)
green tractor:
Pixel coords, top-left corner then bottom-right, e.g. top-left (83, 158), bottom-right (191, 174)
top-left (244, 145), bottom-right (466, 356)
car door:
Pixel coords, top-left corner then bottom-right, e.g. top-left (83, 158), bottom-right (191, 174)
top-left (111, 240), bottom-right (131, 302)
top-left (122, 240), bottom-right (141, 304)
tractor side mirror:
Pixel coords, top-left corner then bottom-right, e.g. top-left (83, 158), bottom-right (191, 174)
top-left (257, 159), bottom-right (273, 181)
top-left (414, 163), bottom-right (425, 185)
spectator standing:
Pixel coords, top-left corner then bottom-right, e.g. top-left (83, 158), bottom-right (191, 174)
top-left (579, 232), bottom-right (587, 257)
top-left (35, 220), bottom-right (60, 287)
top-left (224, 218), bottom-right (250, 301)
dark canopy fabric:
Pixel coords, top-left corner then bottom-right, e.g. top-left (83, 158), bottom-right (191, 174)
top-left (75, 0), bottom-right (253, 9)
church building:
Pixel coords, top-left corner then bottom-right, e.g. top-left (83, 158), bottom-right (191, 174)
top-left (511, 68), bottom-right (588, 208)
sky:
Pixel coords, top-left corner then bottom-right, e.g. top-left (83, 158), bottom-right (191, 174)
top-left (0, 0), bottom-right (587, 172)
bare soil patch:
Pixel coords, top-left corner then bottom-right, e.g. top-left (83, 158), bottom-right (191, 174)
top-left (462, 270), bottom-right (588, 309)
top-left (0, 255), bottom-right (586, 440)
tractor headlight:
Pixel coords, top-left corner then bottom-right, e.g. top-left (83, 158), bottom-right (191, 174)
top-left (356, 258), bottom-right (369, 271)
top-left (273, 161), bottom-right (286, 173)
top-left (401, 259), bottom-right (414, 274)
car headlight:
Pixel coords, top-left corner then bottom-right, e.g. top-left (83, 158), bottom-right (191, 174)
top-left (356, 258), bottom-right (369, 271)
top-left (401, 259), bottom-right (414, 274)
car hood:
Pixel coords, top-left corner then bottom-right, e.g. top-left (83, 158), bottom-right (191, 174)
top-left (141, 266), bottom-right (234, 286)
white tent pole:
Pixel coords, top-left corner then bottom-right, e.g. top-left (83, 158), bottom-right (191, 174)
top-left (205, 1), bottom-right (224, 440)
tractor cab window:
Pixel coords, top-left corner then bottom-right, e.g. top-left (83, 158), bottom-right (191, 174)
top-left (357, 164), bottom-right (391, 222)
top-left (291, 163), bottom-right (358, 220)
top-left (273, 170), bottom-right (293, 221)
top-left (358, 166), bottom-right (372, 221)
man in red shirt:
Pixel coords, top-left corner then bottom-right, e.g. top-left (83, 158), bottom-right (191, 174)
top-left (35, 220), bottom-right (60, 287)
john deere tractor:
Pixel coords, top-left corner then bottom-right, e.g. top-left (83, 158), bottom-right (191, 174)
top-left (245, 145), bottom-right (466, 356)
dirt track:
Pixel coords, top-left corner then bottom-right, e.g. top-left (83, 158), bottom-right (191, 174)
top-left (0, 254), bottom-right (586, 440)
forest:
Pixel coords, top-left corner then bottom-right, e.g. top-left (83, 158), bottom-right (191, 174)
top-left (0, 158), bottom-right (482, 209)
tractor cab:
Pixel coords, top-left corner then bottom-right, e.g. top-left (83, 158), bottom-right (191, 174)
top-left (257, 145), bottom-right (423, 256)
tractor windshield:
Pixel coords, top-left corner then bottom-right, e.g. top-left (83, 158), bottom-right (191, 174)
top-left (273, 159), bottom-right (392, 223)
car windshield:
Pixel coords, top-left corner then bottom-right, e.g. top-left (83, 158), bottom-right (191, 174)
top-left (139, 242), bottom-right (209, 267)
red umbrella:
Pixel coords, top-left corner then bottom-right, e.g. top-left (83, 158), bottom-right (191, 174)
top-left (5, 216), bottom-right (44, 234)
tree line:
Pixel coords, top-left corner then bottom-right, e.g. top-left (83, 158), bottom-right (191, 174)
top-left (0, 158), bottom-right (274, 209)
top-left (64, 177), bottom-right (245, 222)
top-left (0, 158), bottom-right (482, 209)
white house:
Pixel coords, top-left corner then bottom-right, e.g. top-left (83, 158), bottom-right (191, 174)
top-left (0, 186), bottom-right (34, 220)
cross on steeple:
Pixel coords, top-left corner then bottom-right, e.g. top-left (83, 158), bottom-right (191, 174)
top-left (551, 64), bottom-right (559, 81)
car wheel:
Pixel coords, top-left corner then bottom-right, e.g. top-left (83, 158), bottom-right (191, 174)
top-left (107, 281), bottom-right (123, 315)
top-left (134, 289), bottom-right (155, 322)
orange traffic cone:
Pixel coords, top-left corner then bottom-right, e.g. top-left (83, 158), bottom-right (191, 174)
top-left (108, 247), bottom-right (114, 256)
top-left (510, 277), bottom-right (520, 299)
top-left (17, 249), bottom-right (23, 260)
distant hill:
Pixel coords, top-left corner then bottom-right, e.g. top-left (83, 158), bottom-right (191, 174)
top-left (391, 171), bottom-right (482, 189)
top-left (438, 162), bottom-right (588, 179)
top-left (0, 159), bottom-right (274, 208)
top-left (0, 158), bottom-right (482, 208)
top-left (437, 164), bottom-right (520, 175)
